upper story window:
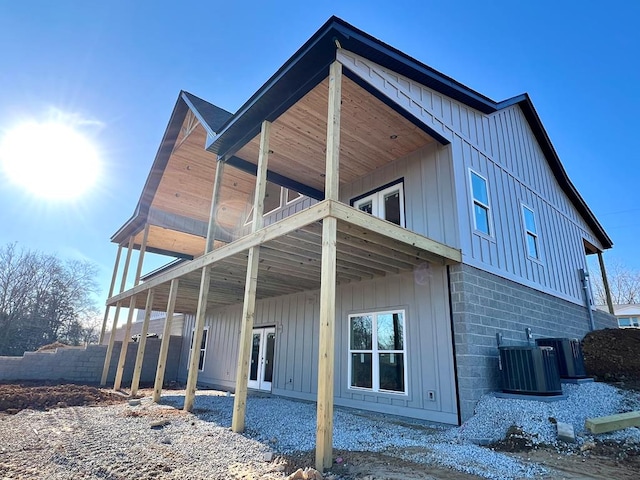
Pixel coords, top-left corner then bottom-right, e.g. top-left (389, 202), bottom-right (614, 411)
top-left (469, 170), bottom-right (491, 235)
top-left (522, 205), bottom-right (540, 260)
top-left (245, 181), bottom-right (304, 224)
top-left (352, 181), bottom-right (405, 227)
top-left (349, 310), bottom-right (407, 394)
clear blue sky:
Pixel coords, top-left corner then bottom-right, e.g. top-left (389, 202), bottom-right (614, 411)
top-left (1, 1), bottom-right (638, 308)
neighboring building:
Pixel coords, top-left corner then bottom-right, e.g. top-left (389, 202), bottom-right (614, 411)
top-left (102, 313), bottom-right (184, 343)
top-left (101, 16), bottom-right (617, 467)
top-left (606, 304), bottom-right (640, 328)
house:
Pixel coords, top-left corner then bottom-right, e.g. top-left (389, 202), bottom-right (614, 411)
top-left (99, 17), bottom-right (617, 470)
top-left (599, 304), bottom-right (640, 328)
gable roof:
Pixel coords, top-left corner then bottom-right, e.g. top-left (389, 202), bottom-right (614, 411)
top-left (111, 91), bottom-right (232, 248)
top-left (205, 16), bottom-right (612, 249)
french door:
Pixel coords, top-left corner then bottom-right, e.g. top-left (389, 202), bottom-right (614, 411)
top-left (248, 327), bottom-right (275, 391)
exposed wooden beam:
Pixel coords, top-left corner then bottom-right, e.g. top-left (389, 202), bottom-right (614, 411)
top-left (232, 120), bottom-right (271, 432)
top-left (134, 223), bottom-right (150, 286)
top-left (324, 61), bottom-right (342, 201)
top-left (184, 267), bottom-right (211, 412)
top-left (206, 161), bottom-right (225, 252)
top-left (184, 159), bottom-right (226, 412)
top-left (316, 61), bottom-right (341, 472)
top-left (99, 245), bottom-right (122, 344)
top-left (152, 278), bottom-right (180, 403)
top-left (107, 201), bottom-right (331, 305)
top-left (316, 217), bottom-right (338, 471)
top-left (113, 296), bottom-right (137, 391)
top-left (597, 252), bottom-right (615, 315)
top-left (100, 301), bottom-right (122, 386)
top-left (101, 236), bottom-right (135, 386)
top-left (130, 289), bottom-right (155, 396)
top-left (330, 201), bottom-right (462, 264)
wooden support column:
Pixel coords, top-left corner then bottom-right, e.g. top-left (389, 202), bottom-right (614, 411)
top-left (316, 60), bottom-right (342, 472)
top-left (183, 160), bottom-right (226, 412)
top-left (99, 245), bottom-right (122, 344)
top-left (101, 235), bottom-right (135, 386)
top-left (113, 224), bottom-right (149, 392)
top-left (598, 251), bottom-right (615, 315)
top-left (152, 278), bottom-right (179, 402)
top-left (130, 289), bottom-right (155, 396)
top-left (232, 120), bottom-right (271, 433)
top-left (100, 301), bottom-right (122, 385)
top-left (114, 296), bottom-right (137, 391)
top-left (134, 223), bottom-right (150, 285)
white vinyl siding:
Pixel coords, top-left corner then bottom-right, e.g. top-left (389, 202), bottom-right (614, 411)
top-left (338, 49), bottom-right (605, 305)
top-left (522, 205), bottom-right (540, 260)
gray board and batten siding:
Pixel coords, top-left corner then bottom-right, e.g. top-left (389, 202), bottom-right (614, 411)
top-left (178, 269), bottom-right (458, 425)
top-left (338, 49), bottom-right (604, 307)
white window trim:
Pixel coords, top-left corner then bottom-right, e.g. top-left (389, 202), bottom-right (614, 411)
top-left (521, 203), bottom-right (541, 261)
top-left (347, 309), bottom-right (408, 396)
top-left (468, 169), bottom-right (492, 237)
top-left (189, 326), bottom-right (209, 372)
top-left (285, 188), bottom-right (304, 205)
top-left (352, 182), bottom-right (405, 227)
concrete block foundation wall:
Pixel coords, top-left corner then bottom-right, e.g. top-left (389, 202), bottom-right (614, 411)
top-left (449, 264), bottom-right (618, 421)
top-left (0, 336), bottom-right (181, 385)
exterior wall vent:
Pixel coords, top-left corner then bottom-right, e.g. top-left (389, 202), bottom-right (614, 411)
top-left (535, 338), bottom-right (587, 379)
top-left (498, 346), bottom-right (562, 395)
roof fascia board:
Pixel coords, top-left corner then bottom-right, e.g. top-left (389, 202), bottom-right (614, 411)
top-left (111, 93), bottom-right (190, 243)
top-left (226, 155), bottom-right (325, 200)
top-left (343, 67), bottom-right (451, 146)
top-left (330, 20), bottom-right (497, 114)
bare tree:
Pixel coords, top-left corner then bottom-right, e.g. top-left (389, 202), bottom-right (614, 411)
top-left (588, 257), bottom-right (640, 306)
top-left (0, 243), bottom-right (99, 355)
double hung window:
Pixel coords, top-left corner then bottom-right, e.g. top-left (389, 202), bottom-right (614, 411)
top-left (349, 310), bottom-right (407, 394)
top-left (189, 327), bottom-right (209, 371)
top-left (469, 170), bottom-right (491, 235)
top-left (522, 205), bottom-right (540, 259)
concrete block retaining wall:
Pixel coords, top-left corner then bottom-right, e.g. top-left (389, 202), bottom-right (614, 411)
top-left (449, 264), bottom-right (618, 421)
top-left (0, 336), bottom-right (181, 385)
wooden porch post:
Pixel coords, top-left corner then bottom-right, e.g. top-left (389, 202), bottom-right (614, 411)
top-left (114, 224), bottom-right (150, 391)
top-left (99, 244), bottom-right (122, 344)
top-left (101, 235), bottom-right (135, 386)
top-left (130, 288), bottom-right (155, 396)
top-left (152, 278), bottom-right (180, 402)
top-left (598, 251), bottom-right (615, 315)
top-left (114, 296), bottom-right (137, 390)
top-left (231, 120), bottom-right (271, 433)
top-left (316, 60), bottom-right (342, 471)
top-left (184, 160), bottom-right (225, 412)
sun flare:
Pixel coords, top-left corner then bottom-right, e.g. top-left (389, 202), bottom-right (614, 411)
top-left (0, 121), bottom-right (100, 199)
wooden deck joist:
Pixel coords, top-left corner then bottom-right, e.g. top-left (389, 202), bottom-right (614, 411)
top-left (106, 199), bottom-right (461, 313)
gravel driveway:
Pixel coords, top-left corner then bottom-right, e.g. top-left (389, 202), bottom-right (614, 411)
top-left (1, 382), bottom-right (639, 479)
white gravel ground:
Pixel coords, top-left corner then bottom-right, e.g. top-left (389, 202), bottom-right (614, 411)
top-left (1, 382), bottom-right (638, 479)
top-left (159, 381), bottom-right (640, 479)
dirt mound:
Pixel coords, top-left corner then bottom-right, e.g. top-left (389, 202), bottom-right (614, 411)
top-left (582, 328), bottom-right (640, 383)
top-left (0, 383), bottom-right (124, 414)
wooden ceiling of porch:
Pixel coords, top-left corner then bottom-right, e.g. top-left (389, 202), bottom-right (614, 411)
top-left (141, 74), bottom-right (436, 260)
